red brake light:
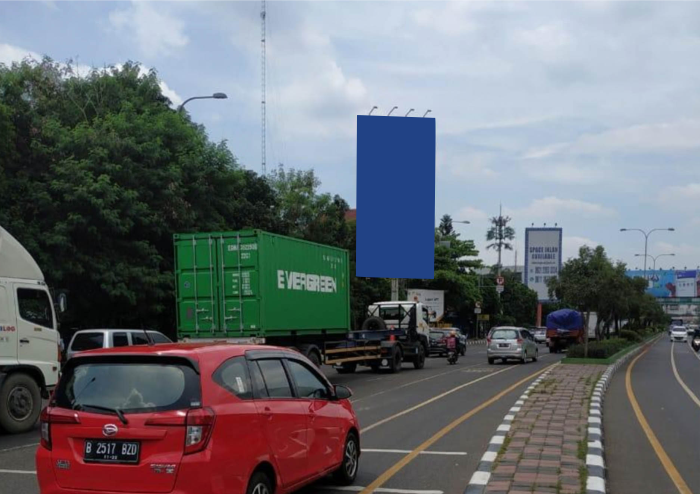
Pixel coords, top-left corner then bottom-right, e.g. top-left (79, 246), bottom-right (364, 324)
top-left (487, 338), bottom-right (491, 344)
top-left (40, 407), bottom-right (80, 450)
top-left (517, 338), bottom-right (524, 344)
top-left (184, 407), bottom-right (215, 455)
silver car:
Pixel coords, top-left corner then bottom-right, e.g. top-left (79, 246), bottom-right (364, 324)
top-left (487, 327), bottom-right (538, 364)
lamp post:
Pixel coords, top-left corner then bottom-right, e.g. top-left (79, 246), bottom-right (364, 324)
top-left (177, 92), bottom-right (228, 112)
top-left (620, 228), bottom-right (675, 282)
top-left (635, 253), bottom-right (675, 272)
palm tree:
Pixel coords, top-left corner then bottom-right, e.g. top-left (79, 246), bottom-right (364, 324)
top-left (486, 204), bottom-right (515, 276)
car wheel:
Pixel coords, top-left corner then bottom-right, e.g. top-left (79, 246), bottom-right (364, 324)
top-left (460, 346), bottom-right (466, 356)
top-left (333, 432), bottom-right (360, 485)
top-left (389, 347), bottom-right (403, 373)
top-left (533, 349), bottom-right (538, 362)
top-left (488, 358), bottom-right (495, 365)
top-left (246, 471), bottom-right (273, 494)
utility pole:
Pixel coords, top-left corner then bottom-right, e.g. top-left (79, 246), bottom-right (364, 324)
top-left (497, 203), bottom-right (503, 277)
top-left (260, 0), bottom-right (267, 176)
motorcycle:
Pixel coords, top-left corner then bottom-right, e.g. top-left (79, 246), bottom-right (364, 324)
top-left (447, 350), bottom-right (459, 365)
top-left (692, 337), bottom-right (700, 353)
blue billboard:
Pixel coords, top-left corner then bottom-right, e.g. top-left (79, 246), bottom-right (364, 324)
top-left (626, 269), bottom-right (699, 298)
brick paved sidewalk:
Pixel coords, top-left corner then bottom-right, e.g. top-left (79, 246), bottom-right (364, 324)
top-left (485, 365), bottom-right (607, 494)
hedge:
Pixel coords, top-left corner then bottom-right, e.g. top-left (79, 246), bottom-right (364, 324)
top-left (566, 338), bottom-right (633, 359)
top-left (620, 329), bottom-right (643, 342)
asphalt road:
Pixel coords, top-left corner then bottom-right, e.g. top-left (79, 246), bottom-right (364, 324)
top-left (605, 337), bottom-right (700, 494)
top-left (0, 344), bottom-right (563, 494)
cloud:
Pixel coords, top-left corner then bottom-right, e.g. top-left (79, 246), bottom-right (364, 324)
top-left (658, 183), bottom-right (700, 205)
top-left (523, 163), bottom-right (607, 185)
top-left (508, 197), bottom-right (617, 220)
top-left (575, 120), bottom-right (700, 153)
top-left (108, 2), bottom-right (189, 58)
top-left (452, 206), bottom-right (489, 223)
top-left (441, 153), bottom-right (499, 179)
top-left (654, 241), bottom-right (700, 258)
top-left (563, 236), bottom-right (598, 261)
top-left (0, 43), bottom-right (40, 65)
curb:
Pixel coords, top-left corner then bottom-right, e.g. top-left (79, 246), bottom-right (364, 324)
top-left (463, 366), bottom-right (556, 494)
top-left (585, 335), bottom-right (660, 494)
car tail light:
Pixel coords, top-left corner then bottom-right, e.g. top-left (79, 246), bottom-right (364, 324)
top-left (40, 407), bottom-right (80, 451)
top-left (517, 338), bottom-right (523, 344)
top-left (57, 343), bottom-right (62, 363)
top-left (184, 407), bottom-right (215, 455)
top-left (145, 411), bottom-right (187, 427)
top-left (487, 338), bottom-right (491, 344)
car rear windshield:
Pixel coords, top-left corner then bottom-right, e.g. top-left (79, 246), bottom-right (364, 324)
top-left (491, 330), bottom-right (518, 340)
top-left (54, 358), bottom-right (201, 414)
top-left (71, 333), bottom-right (104, 352)
top-left (430, 332), bottom-right (445, 338)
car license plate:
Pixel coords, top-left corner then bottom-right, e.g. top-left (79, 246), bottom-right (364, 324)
top-left (84, 440), bottom-right (140, 464)
top-left (498, 343), bottom-right (509, 348)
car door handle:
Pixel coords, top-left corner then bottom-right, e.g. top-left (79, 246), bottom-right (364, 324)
top-left (261, 407), bottom-right (273, 419)
top-left (19, 338), bottom-right (30, 344)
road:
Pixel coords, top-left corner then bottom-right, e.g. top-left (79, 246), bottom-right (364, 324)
top-left (605, 337), bottom-right (700, 494)
top-left (0, 345), bottom-right (563, 494)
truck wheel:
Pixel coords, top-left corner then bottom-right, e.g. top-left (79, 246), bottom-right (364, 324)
top-left (389, 347), bottom-right (403, 373)
top-left (361, 316), bottom-right (387, 331)
top-left (299, 344), bottom-right (322, 368)
top-left (0, 373), bottom-right (41, 434)
top-left (336, 363), bottom-right (357, 374)
top-left (413, 344), bottom-right (425, 370)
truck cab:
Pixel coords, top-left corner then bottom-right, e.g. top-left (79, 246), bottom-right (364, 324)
top-left (0, 226), bottom-right (63, 433)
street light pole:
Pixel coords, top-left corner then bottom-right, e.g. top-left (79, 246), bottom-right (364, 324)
top-left (177, 92), bottom-right (228, 112)
top-left (620, 228), bottom-right (675, 282)
top-left (635, 253), bottom-right (676, 271)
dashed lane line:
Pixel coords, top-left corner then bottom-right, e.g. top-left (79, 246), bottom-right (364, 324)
top-left (671, 342), bottom-right (700, 410)
top-left (626, 344), bottom-right (692, 494)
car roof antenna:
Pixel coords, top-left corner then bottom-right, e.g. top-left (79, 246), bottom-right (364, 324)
top-left (142, 327), bottom-right (154, 346)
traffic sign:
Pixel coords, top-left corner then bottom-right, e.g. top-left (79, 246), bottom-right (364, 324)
top-left (496, 276), bottom-right (505, 286)
top-left (496, 285), bottom-right (504, 293)
top-left (474, 308), bottom-right (482, 314)
top-left (475, 302), bottom-right (482, 309)
top-left (477, 314), bottom-right (490, 321)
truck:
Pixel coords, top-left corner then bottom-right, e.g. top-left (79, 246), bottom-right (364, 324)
top-left (174, 230), bottom-right (430, 373)
top-left (545, 308), bottom-right (584, 353)
top-left (0, 226), bottom-right (65, 433)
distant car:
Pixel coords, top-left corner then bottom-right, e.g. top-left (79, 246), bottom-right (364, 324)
top-left (65, 329), bottom-right (172, 360)
top-left (487, 327), bottom-right (538, 364)
top-left (670, 326), bottom-right (688, 343)
top-left (533, 328), bottom-right (547, 344)
top-left (686, 324), bottom-right (698, 335)
top-left (36, 343), bottom-right (360, 494)
top-left (429, 330), bottom-right (466, 356)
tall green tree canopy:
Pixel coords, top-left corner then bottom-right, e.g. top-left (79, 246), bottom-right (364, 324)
top-left (0, 59), bottom-right (277, 332)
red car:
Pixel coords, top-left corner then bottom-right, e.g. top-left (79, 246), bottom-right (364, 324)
top-left (36, 343), bottom-right (360, 494)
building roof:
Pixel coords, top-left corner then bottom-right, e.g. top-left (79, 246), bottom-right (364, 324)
top-left (345, 209), bottom-right (356, 222)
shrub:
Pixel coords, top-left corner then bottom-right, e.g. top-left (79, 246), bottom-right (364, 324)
top-left (567, 338), bottom-right (632, 359)
top-left (620, 330), bottom-right (642, 342)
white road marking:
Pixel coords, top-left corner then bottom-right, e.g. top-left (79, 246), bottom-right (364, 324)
top-left (481, 451), bottom-right (497, 462)
top-left (361, 448), bottom-right (467, 456)
top-left (351, 363), bottom-right (482, 404)
top-left (469, 471), bottom-right (491, 485)
top-left (0, 443), bottom-right (39, 454)
top-left (0, 469), bottom-right (36, 475)
top-left (316, 486), bottom-right (443, 494)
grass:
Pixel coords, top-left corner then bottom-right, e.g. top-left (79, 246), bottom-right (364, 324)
top-left (561, 332), bottom-right (662, 365)
top-left (491, 434), bottom-right (513, 471)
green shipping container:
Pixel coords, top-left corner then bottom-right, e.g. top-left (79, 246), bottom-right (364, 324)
top-left (174, 230), bottom-right (351, 339)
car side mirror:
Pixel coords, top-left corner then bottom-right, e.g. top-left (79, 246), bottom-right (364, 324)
top-left (334, 385), bottom-right (352, 400)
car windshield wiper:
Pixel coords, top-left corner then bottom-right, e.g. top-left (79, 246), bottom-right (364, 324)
top-left (74, 403), bottom-right (128, 425)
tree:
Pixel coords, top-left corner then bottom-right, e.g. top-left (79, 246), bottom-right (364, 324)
top-left (438, 214), bottom-right (454, 236)
top-left (486, 206), bottom-right (515, 274)
top-left (0, 58), bottom-right (278, 335)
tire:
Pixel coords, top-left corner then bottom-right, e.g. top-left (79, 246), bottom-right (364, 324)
top-left (389, 347), bottom-right (403, 373)
top-left (549, 345), bottom-right (556, 354)
top-left (460, 346), bottom-right (466, 356)
top-left (333, 432), bottom-right (360, 485)
top-left (361, 316), bottom-right (387, 331)
top-left (520, 352), bottom-right (526, 364)
top-left (246, 470), bottom-right (273, 494)
top-left (0, 373), bottom-right (42, 434)
top-left (299, 345), bottom-right (322, 368)
top-left (413, 344), bottom-right (426, 370)
top-left (488, 358), bottom-right (495, 365)
top-left (336, 363), bottom-right (357, 374)
top-left (533, 349), bottom-right (538, 362)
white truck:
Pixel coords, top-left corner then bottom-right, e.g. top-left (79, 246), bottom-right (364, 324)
top-left (0, 226), bottom-right (65, 433)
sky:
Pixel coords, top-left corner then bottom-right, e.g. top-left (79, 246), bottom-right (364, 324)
top-left (1, 1), bottom-right (699, 271)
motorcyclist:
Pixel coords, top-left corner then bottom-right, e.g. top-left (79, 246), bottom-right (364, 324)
top-left (446, 330), bottom-right (459, 363)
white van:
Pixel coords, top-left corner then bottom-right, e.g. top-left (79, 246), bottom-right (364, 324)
top-left (66, 329), bottom-right (172, 360)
